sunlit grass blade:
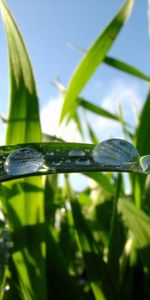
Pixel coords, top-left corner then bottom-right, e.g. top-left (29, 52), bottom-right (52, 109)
top-left (0, 0), bottom-right (41, 144)
top-left (60, 0), bottom-right (134, 123)
top-left (0, 0), bottom-right (46, 298)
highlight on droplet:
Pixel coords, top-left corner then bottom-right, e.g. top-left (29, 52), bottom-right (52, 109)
top-left (4, 147), bottom-right (45, 176)
top-left (92, 138), bottom-right (140, 166)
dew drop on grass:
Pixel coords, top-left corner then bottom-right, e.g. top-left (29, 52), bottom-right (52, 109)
top-left (4, 147), bottom-right (45, 176)
top-left (75, 159), bottom-right (91, 166)
top-left (140, 155), bottom-right (150, 174)
top-left (93, 139), bottom-right (140, 166)
top-left (69, 149), bottom-right (85, 157)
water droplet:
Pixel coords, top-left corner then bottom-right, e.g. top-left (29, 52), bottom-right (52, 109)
top-left (46, 151), bottom-right (54, 157)
top-left (6, 241), bottom-right (14, 248)
top-left (65, 159), bottom-right (71, 164)
top-left (52, 160), bottom-right (63, 167)
top-left (75, 159), bottom-right (91, 166)
top-left (93, 139), bottom-right (140, 166)
top-left (4, 147), bottom-right (45, 176)
top-left (140, 155), bottom-right (150, 174)
top-left (69, 149), bottom-right (85, 157)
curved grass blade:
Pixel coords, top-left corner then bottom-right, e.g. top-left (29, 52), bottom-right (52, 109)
top-left (0, 0), bottom-right (41, 144)
top-left (0, 0), bottom-right (46, 298)
top-left (0, 139), bottom-right (146, 183)
top-left (60, 0), bottom-right (134, 123)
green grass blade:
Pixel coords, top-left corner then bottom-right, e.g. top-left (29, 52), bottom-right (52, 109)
top-left (118, 198), bottom-right (150, 274)
top-left (71, 199), bottom-right (118, 300)
top-left (0, 0), bottom-right (47, 298)
top-left (70, 43), bottom-right (150, 82)
top-left (136, 90), bottom-right (150, 156)
top-left (0, 0), bottom-right (41, 144)
top-left (104, 56), bottom-right (150, 82)
top-left (60, 0), bottom-right (134, 122)
top-left (0, 140), bottom-right (144, 183)
top-left (136, 89), bottom-right (150, 191)
top-left (108, 174), bottom-right (123, 286)
top-left (79, 98), bottom-right (119, 121)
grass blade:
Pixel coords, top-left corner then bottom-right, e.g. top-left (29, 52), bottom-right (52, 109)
top-left (70, 42), bottom-right (150, 82)
top-left (0, 0), bottom-right (47, 298)
top-left (104, 56), bottom-right (150, 82)
top-left (60, 0), bottom-right (134, 122)
top-left (136, 89), bottom-right (150, 191)
top-left (79, 98), bottom-right (119, 121)
top-left (118, 198), bottom-right (150, 274)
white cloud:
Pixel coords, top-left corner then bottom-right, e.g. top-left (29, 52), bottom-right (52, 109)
top-left (40, 80), bottom-right (142, 144)
top-left (40, 96), bottom-right (82, 142)
top-left (86, 80), bottom-right (142, 141)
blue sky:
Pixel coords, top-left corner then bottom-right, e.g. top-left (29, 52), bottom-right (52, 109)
top-left (0, 0), bottom-right (150, 143)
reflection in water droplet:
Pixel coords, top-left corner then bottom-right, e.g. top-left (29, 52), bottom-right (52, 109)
top-left (93, 139), bottom-right (140, 166)
top-left (75, 159), bottom-right (91, 166)
top-left (140, 155), bottom-right (150, 174)
top-left (4, 147), bottom-right (45, 176)
top-left (69, 149), bottom-right (85, 157)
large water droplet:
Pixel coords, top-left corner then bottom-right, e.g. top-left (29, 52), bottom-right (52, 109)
top-left (69, 149), bottom-right (85, 157)
top-left (93, 139), bottom-right (140, 166)
top-left (4, 147), bottom-right (45, 176)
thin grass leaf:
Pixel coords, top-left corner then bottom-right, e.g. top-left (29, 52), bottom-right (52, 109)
top-left (104, 56), bottom-right (150, 82)
top-left (0, 0), bottom-right (47, 298)
top-left (79, 98), bottom-right (119, 121)
top-left (86, 120), bottom-right (99, 144)
top-left (108, 174), bottom-right (124, 286)
top-left (60, 0), bottom-right (134, 123)
top-left (136, 89), bottom-right (150, 191)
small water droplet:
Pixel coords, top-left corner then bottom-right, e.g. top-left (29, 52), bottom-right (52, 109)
top-left (46, 151), bottom-right (54, 157)
top-left (6, 241), bottom-right (14, 248)
top-left (92, 139), bottom-right (140, 166)
top-left (4, 147), bottom-right (45, 176)
top-left (75, 159), bottom-right (91, 166)
top-left (140, 155), bottom-right (150, 174)
top-left (69, 149), bottom-right (85, 157)
top-left (52, 160), bottom-right (63, 167)
top-left (65, 159), bottom-right (71, 164)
